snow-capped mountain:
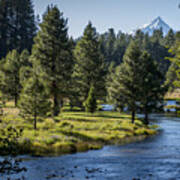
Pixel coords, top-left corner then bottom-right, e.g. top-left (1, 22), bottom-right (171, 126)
top-left (130, 16), bottom-right (173, 36)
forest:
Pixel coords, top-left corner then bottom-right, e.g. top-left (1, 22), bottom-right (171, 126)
top-left (0, 0), bottom-right (180, 173)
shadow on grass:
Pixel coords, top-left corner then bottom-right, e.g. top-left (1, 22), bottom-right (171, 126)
top-left (60, 130), bottom-right (105, 143)
top-left (63, 114), bottom-right (131, 120)
top-left (62, 117), bottom-right (97, 123)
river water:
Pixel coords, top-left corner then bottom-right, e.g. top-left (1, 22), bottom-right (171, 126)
top-left (2, 114), bottom-right (180, 180)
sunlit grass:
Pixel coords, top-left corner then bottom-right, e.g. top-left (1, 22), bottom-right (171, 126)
top-left (0, 104), bottom-right (157, 156)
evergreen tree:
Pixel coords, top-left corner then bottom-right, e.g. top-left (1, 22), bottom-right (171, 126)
top-left (19, 49), bottom-right (32, 86)
top-left (108, 40), bottom-right (143, 123)
top-left (10, 0), bottom-right (36, 52)
top-left (164, 29), bottom-right (175, 48)
top-left (139, 51), bottom-right (165, 124)
top-left (134, 29), bottom-right (145, 44)
top-left (99, 30), bottom-right (131, 66)
top-left (0, 0), bottom-right (36, 58)
top-left (107, 64), bottom-right (127, 112)
top-left (31, 6), bottom-right (72, 116)
top-left (0, 0), bottom-right (10, 58)
top-left (113, 32), bottom-right (131, 65)
top-left (1, 50), bottom-right (21, 106)
top-left (84, 85), bottom-right (97, 113)
top-left (105, 28), bottom-right (116, 64)
top-left (73, 22), bottom-right (106, 105)
top-left (167, 33), bottom-right (180, 90)
top-left (19, 49), bottom-right (31, 67)
top-left (165, 62), bottom-right (178, 92)
top-left (149, 29), bottom-right (170, 76)
top-left (18, 73), bottom-right (51, 130)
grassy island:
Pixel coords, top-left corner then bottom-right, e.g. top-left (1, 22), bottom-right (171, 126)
top-left (0, 103), bottom-right (157, 156)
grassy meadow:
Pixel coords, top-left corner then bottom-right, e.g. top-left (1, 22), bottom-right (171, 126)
top-left (0, 102), bottom-right (157, 156)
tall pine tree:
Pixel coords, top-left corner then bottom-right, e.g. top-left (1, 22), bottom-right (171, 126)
top-left (139, 51), bottom-right (165, 124)
top-left (108, 40), bottom-right (143, 123)
top-left (0, 0), bottom-right (36, 58)
top-left (31, 5), bottom-right (72, 116)
top-left (73, 22), bottom-right (106, 106)
top-left (19, 72), bottom-right (51, 130)
top-left (0, 50), bottom-right (21, 106)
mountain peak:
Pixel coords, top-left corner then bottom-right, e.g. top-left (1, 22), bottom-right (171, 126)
top-left (130, 17), bottom-right (173, 36)
top-left (156, 16), bottom-right (162, 21)
top-left (151, 16), bottom-right (163, 24)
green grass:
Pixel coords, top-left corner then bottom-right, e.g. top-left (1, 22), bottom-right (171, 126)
top-left (0, 108), bottom-right (157, 156)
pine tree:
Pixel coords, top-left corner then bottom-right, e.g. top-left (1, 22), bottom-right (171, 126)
top-left (107, 64), bottom-right (127, 112)
top-left (149, 29), bottom-right (170, 76)
top-left (84, 85), bottom-right (97, 113)
top-left (167, 33), bottom-right (180, 91)
top-left (9, 0), bottom-right (36, 52)
top-left (18, 73), bottom-right (51, 130)
top-left (164, 29), bottom-right (175, 48)
top-left (165, 62), bottom-right (178, 92)
top-left (99, 30), bottom-right (131, 67)
top-left (19, 49), bottom-right (32, 86)
top-left (19, 49), bottom-right (31, 67)
top-left (105, 28), bottom-right (116, 64)
top-left (108, 40), bottom-right (143, 123)
top-left (139, 51), bottom-right (165, 124)
top-left (73, 22), bottom-right (106, 106)
top-left (31, 6), bottom-right (72, 116)
top-left (113, 32), bottom-right (130, 66)
top-left (0, 0), bottom-right (10, 58)
top-left (0, 0), bottom-right (36, 58)
top-left (1, 50), bottom-right (21, 106)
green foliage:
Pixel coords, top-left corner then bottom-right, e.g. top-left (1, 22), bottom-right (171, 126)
top-left (0, 50), bottom-right (21, 106)
top-left (166, 33), bottom-right (180, 91)
top-left (164, 29), bottom-right (175, 48)
top-left (165, 62), bottom-right (178, 92)
top-left (42, 119), bottom-right (55, 130)
top-left (0, 0), bottom-right (36, 58)
top-left (139, 51), bottom-right (165, 124)
top-left (18, 74), bottom-right (51, 129)
top-left (19, 49), bottom-right (31, 67)
top-left (0, 109), bottom-right (156, 156)
top-left (84, 86), bottom-right (97, 113)
top-left (108, 41), bottom-right (166, 124)
top-left (73, 22), bottom-right (106, 104)
top-left (108, 40), bottom-right (143, 123)
top-left (0, 125), bottom-right (23, 155)
top-left (99, 29), bottom-right (131, 66)
top-left (31, 5), bottom-right (73, 116)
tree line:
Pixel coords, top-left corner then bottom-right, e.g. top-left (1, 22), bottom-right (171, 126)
top-left (0, 0), bottom-right (178, 129)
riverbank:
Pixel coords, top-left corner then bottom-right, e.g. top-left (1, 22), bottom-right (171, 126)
top-left (0, 106), bottom-right (157, 156)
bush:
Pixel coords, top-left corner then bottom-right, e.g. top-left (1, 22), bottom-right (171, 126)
top-left (84, 85), bottom-right (97, 113)
top-left (0, 125), bottom-right (23, 155)
top-left (42, 118), bottom-right (55, 130)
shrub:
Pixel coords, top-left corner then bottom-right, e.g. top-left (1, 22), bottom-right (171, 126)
top-left (0, 125), bottom-right (23, 155)
top-left (42, 118), bottom-right (55, 130)
top-left (84, 85), bottom-right (97, 113)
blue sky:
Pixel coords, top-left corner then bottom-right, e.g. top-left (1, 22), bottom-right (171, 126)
top-left (34, 0), bottom-right (180, 38)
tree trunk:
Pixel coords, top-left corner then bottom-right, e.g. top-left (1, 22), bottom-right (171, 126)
top-left (144, 109), bottom-right (149, 125)
top-left (53, 94), bottom-right (59, 116)
top-left (132, 110), bottom-right (135, 124)
top-left (34, 113), bottom-right (37, 130)
top-left (59, 99), bottom-right (64, 112)
top-left (15, 95), bottom-right (18, 107)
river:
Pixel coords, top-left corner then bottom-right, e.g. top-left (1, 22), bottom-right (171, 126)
top-left (1, 114), bottom-right (180, 180)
